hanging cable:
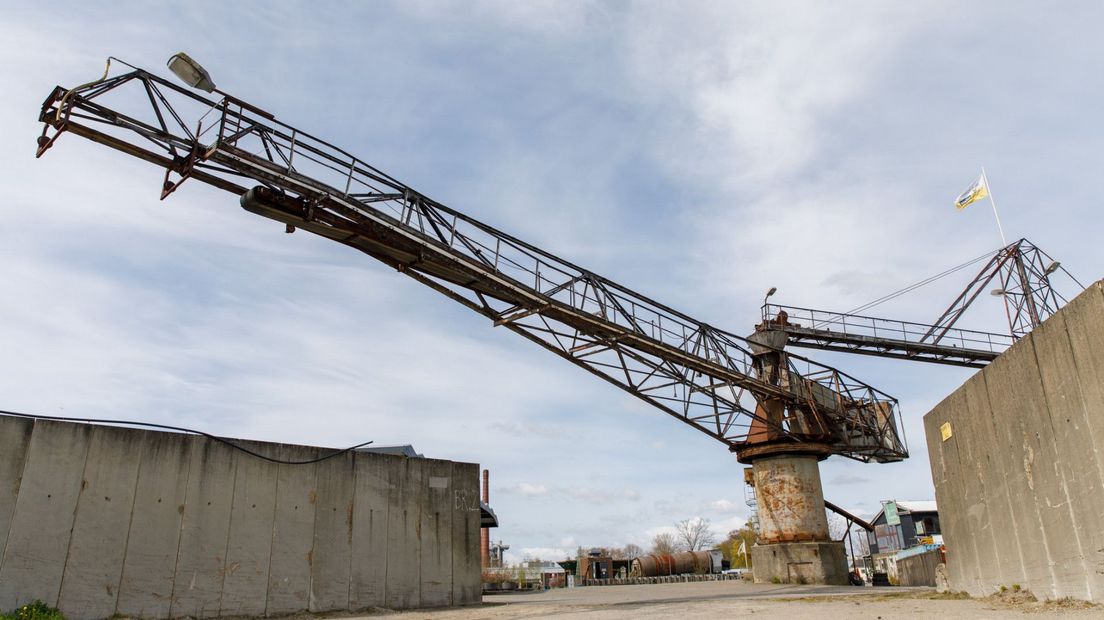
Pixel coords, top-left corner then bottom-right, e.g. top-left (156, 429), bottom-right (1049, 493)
top-left (807, 248), bottom-right (1000, 331)
top-left (841, 248), bottom-right (998, 317)
top-left (0, 409), bottom-right (372, 465)
top-left (54, 56), bottom-right (141, 121)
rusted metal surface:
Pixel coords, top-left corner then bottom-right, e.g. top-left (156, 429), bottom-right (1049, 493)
top-left (735, 440), bottom-right (833, 464)
top-left (630, 551), bottom-right (721, 577)
top-left (752, 453), bottom-right (831, 544)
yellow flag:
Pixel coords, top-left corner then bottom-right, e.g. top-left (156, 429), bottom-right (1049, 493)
top-left (955, 175), bottom-right (989, 210)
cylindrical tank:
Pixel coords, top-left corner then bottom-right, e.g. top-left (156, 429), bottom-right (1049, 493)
top-left (631, 550), bottom-right (721, 577)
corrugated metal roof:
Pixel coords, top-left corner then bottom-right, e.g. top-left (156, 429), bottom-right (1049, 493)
top-left (896, 500), bottom-right (938, 513)
top-left (358, 444), bottom-right (423, 457)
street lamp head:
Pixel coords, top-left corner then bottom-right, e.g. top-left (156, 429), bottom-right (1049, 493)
top-left (167, 53), bottom-right (216, 92)
top-left (1044, 260), bottom-right (1061, 276)
top-left (762, 286), bottom-right (778, 308)
top-left (990, 288), bottom-right (1006, 296)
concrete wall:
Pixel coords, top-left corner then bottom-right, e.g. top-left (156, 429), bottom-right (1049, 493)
top-left (924, 280), bottom-right (1104, 602)
top-left (0, 416), bottom-right (481, 619)
top-left (896, 549), bottom-right (941, 587)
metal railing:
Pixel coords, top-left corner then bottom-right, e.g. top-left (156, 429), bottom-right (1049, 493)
top-left (761, 304), bottom-right (1012, 366)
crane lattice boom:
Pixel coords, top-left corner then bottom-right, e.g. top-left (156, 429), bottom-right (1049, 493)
top-left (36, 66), bottom-right (907, 463)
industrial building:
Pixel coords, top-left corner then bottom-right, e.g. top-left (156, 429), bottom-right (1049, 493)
top-left (867, 500), bottom-right (941, 555)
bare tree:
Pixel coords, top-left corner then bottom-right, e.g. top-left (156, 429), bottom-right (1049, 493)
top-left (826, 512), bottom-right (871, 562)
top-left (651, 532), bottom-right (678, 555)
top-left (622, 543), bottom-right (644, 560)
top-left (850, 529), bottom-right (871, 557)
top-left (675, 517), bottom-right (717, 551)
top-left (827, 513), bottom-right (848, 541)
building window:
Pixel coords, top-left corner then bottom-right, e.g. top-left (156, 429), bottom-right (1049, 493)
top-left (916, 516), bottom-right (937, 536)
top-left (874, 523), bottom-right (903, 552)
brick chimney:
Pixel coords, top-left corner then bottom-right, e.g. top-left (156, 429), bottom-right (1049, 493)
top-left (481, 469), bottom-right (490, 568)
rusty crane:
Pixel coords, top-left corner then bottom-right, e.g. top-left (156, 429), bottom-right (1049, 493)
top-left (35, 57), bottom-right (906, 584)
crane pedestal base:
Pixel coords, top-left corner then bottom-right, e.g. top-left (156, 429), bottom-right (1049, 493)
top-left (737, 445), bottom-right (848, 586)
top-left (750, 541), bottom-right (848, 585)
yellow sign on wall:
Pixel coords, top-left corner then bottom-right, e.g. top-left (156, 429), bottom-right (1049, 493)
top-left (940, 422), bottom-right (953, 441)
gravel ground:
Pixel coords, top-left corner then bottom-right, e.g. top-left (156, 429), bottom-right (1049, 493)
top-left (337, 580), bottom-right (1099, 619)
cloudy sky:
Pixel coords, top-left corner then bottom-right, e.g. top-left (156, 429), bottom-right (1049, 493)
top-left (3, 1), bottom-right (1100, 564)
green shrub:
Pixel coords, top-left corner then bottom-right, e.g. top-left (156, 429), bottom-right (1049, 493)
top-left (1, 600), bottom-right (65, 620)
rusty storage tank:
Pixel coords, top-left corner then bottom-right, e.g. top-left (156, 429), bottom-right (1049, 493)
top-left (631, 550), bottom-right (723, 577)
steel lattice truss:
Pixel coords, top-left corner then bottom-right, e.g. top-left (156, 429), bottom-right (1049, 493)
top-left (924, 239), bottom-right (1074, 342)
top-left (36, 66), bottom-right (907, 463)
top-left (756, 240), bottom-right (1076, 368)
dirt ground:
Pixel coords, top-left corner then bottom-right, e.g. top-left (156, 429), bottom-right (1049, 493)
top-left (343, 580), bottom-right (1099, 619)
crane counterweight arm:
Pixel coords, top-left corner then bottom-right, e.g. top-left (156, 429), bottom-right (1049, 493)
top-left (36, 66), bottom-right (907, 463)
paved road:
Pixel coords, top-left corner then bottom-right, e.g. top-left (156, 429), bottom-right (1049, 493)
top-left (350, 580), bottom-right (1097, 618)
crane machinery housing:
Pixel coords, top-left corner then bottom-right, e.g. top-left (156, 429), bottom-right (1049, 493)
top-left (37, 58), bottom-right (906, 585)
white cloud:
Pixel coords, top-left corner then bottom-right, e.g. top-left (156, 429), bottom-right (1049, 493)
top-left (711, 514), bottom-right (752, 537)
top-left (710, 499), bottom-right (741, 514)
top-left (516, 483), bottom-right (549, 497)
top-left (503, 546), bottom-right (573, 566)
top-left (565, 487), bottom-right (641, 503)
top-left (643, 524), bottom-right (679, 540)
top-left (830, 474), bottom-right (872, 485)
top-left (398, 0), bottom-right (597, 38)
top-left (620, 3), bottom-right (929, 185)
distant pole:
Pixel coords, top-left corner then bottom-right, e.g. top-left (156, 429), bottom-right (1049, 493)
top-left (980, 167), bottom-right (1008, 247)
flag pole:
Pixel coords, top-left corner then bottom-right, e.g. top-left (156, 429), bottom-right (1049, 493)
top-left (980, 166), bottom-right (1008, 246)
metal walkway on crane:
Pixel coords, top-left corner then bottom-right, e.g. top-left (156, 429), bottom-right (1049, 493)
top-left (758, 304), bottom-right (1009, 368)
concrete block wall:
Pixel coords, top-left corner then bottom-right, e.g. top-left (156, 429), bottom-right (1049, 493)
top-left (0, 417), bottom-right (481, 619)
top-left (924, 280), bottom-right (1104, 602)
